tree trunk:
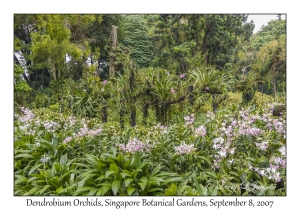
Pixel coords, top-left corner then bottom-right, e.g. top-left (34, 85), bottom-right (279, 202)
top-left (188, 86), bottom-right (194, 105)
top-left (120, 98), bottom-right (124, 129)
top-left (109, 25), bottom-right (118, 78)
top-left (155, 104), bottom-right (161, 123)
top-left (273, 75), bottom-right (277, 98)
top-left (130, 106), bottom-right (136, 127)
top-left (142, 103), bottom-right (149, 125)
top-left (102, 102), bottom-right (108, 123)
top-left (48, 57), bottom-right (56, 80)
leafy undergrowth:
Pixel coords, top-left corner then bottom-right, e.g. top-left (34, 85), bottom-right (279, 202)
top-left (14, 104), bottom-right (286, 196)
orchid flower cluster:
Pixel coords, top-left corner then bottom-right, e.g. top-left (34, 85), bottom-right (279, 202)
top-left (153, 123), bottom-right (168, 134)
top-left (194, 125), bottom-right (207, 137)
top-left (211, 136), bottom-right (236, 169)
top-left (241, 106), bottom-right (286, 138)
top-left (63, 124), bottom-right (102, 144)
top-left (248, 163), bottom-right (282, 182)
top-left (180, 73), bottom-right (186, 79)
top-left (208, 106), bottom-right (286, 170)
top-left (119, 138), bottom-right (154, 154)
top-left (248, 146), bottom-right (286, 183)
top-left (254, 140), bottom-right (269, 151)
top-left (184, 114), bottom-right (195, 125)
top-left (16, 107), bottom-right (38, 135)
top-left (171, 88), bottom-right (176, 94)
top-left (64, 116), bottom-right (77, 129)
top-left (42, 121), bottom-right (59, 132)
top-left (18, 124), bottom-right (36, 135)
top-left (174, 141), bottom-right (195, 155)
top-left (206, 111), bottom-right (215, 122)
top-left (17, 107), bottom-right (35, 123)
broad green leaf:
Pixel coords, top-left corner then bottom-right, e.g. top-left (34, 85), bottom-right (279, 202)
top-left (205, 171), bottom-right (217, 179)
top-left (112, 180), bottom-right (121, 196)
top-left (55, 187), bottom-right (65, 194)
top-left (14, 175), bottom-right (28, 184)
top-left (60, 154), bottom-right (68, 166)
top-left (110, 163), bottom-right (119, 174)
top-left (139, 176), bottom-right (148, 184)
top-left (97, 186), bottom-right (111, 196)
top-left (87, 188), bottom-right (98, 196)
top-left (148, 187), bottom-right (164, 193)
top-left (105, 170), bottom-right (116, 178)
top-left (138, 182), bottom-right (146, 191)
top-left (28, 163), bottom-right (43, 175)
top-left (229, 171), bottom-right (240, 177)
top-left (120, 172), bottom-right (132, 179)
top-left (15, 154), bottom-right (34, 159)
top-left (131, 152), bottom-right (141, 168)
top-left (162, 177), bottom-right (182, 185)
top-left (78, 173), bottom-right (97, 187)
top-left (165, 183), bottom-right (177, 196)
top-left (194, 177), bottom-right (203, 195)
top-left (211, 186), bottom-right (218, 196)
top-left (37, 185), bottom-right (52, 195)
top-left (23, 186), bottom-right (40, 196)
top-left (127, 188), bottom-right (136, 196)
top-left (125, 178), bottom-right (133, 187)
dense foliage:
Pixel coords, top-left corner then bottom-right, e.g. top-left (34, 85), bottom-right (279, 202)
top-left (14, 14), bottom-right (286, 196)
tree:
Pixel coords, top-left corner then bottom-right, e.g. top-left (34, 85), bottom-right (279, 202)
top-left (30, 15), bottom-right (92, 81)
top-left (149, 14), bottom-right (254, 71)
top-left (253, 34), bottom-right (286, 96)
top-left (122, 15), bottom-right (154, 68)
top-left (249, 19), bottom-right (286, 51)
top-left (14, 64), bottom-right (32, 107)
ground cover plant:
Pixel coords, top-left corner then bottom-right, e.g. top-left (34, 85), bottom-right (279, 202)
top-left (14, 14), bottom-right (286, 196)
top-left (14, 100), bottom-right (286, 195)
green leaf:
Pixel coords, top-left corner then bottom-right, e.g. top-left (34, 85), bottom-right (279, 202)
top-left (120, 172), bottom-right (132, 179)
top-left (148, 187), bottom-right (164, 193)
top-left (15, 154), bottom-right (35, 159)
top-left (28, 163), bottom-right (43, 175)
top-left (165, 183), bottom-right (177, 196)
top-left (127, 188), bottom-right (136, 196)
top-left (229, 171), bottom-right (240, 177)
top-left (211, 186), bottom-right (218, 196)
top-left (205, 171), bottom-right (218, 179)
top-left (87, 188), bottom-right (98, 196)
top-left (14, 175), bottom-right (28, 184)
top-left (78, 173), bottom-right (97, 187)
top-left (138, 182), bottom-right (146, 191)
top-left (194, 177), bottom-right (203, 195)
top-left (60, 154), bottom-right (68, 166)
top-left (162, 177), bottom-right (182, 185)
top-left (97, 186), bottom-right (111, 196)
top-left (55, 187), bottom-right (65, 194)
top-left (106, 170), bottom-right (116, 178)
top-left (132, 169), bottom-right (142, 179)
top-left (37, 185), bottom-right (52, 195)
top-left (85, 154), bottom-right (99, 167)
top-left (110, 163), bottom-right (119, 174)
top-left (112, 180), bottom-right (121, 196)
top-left (131, 152), bottom-right (141, 168)
top-left (137, 162), bottom-right (150, 170)
top-left (23, 186), bottom-right (40, 196)
top-left (139, 176), bottom-right (148, 184)
top-left (75, 187), bottom-right (96, 195)
top-left (124, 178), bottom-right (133, 187)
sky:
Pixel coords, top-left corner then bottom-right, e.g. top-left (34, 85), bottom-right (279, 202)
top-left (247, 14), bottom-right (286, 33)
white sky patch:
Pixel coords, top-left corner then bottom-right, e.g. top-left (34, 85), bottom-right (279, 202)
top-left (248, 14), bottom-right (286, 33)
